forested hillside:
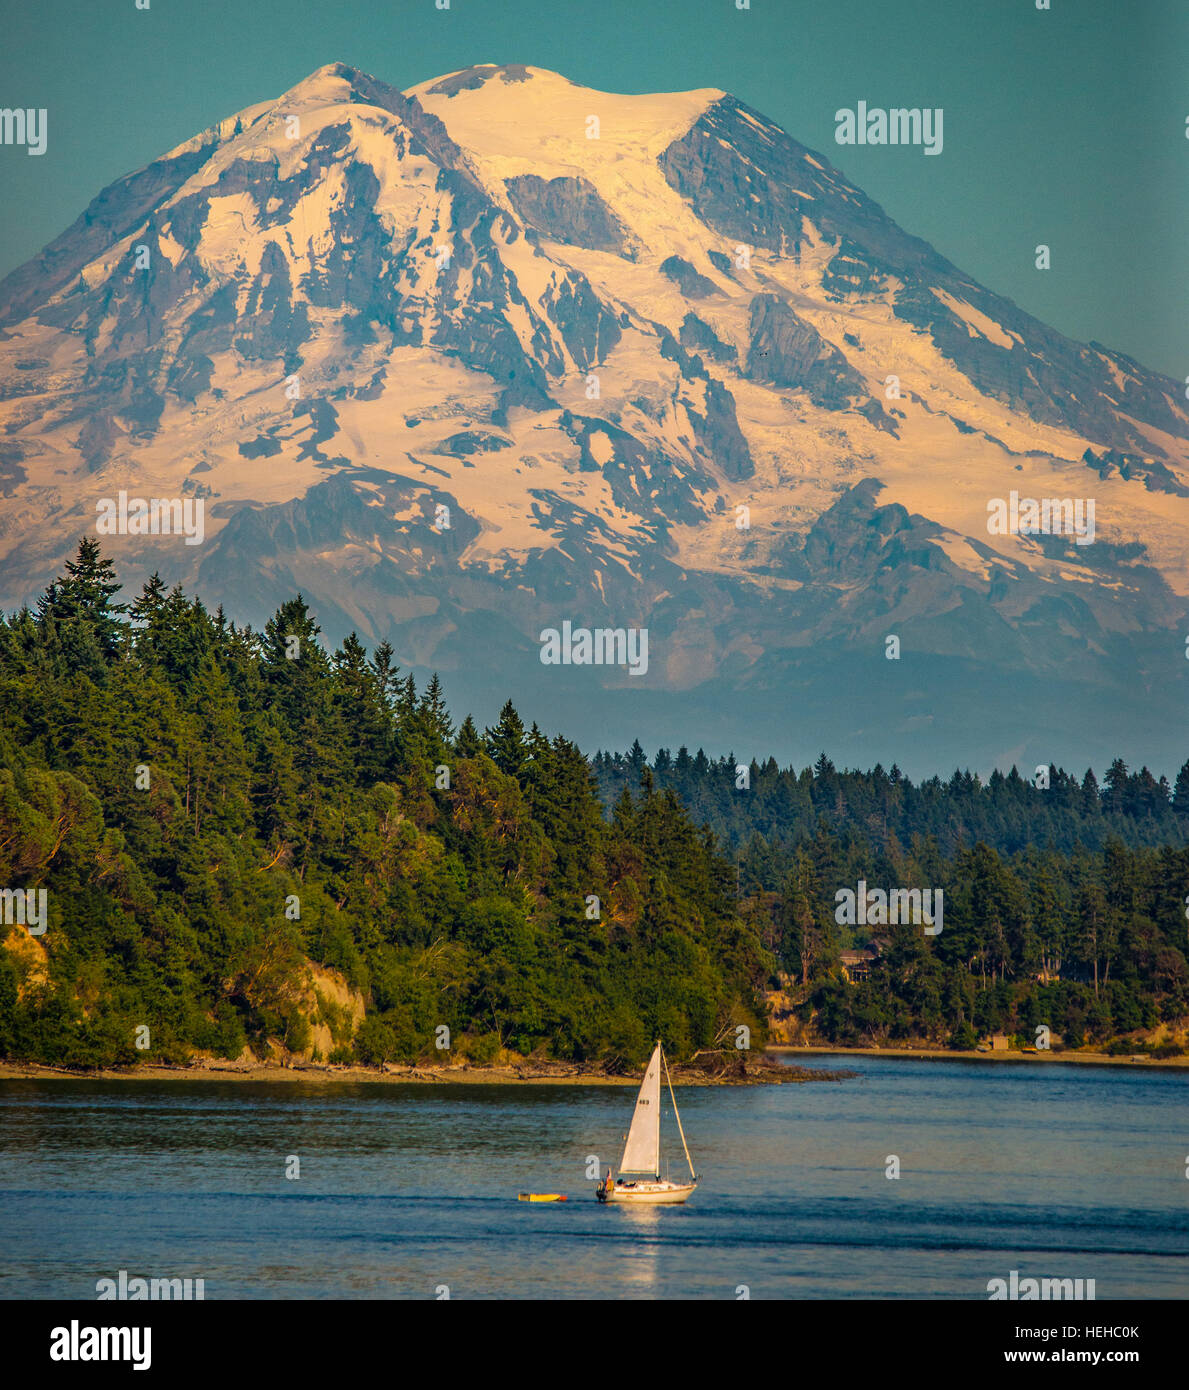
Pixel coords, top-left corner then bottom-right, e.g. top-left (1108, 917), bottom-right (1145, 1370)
top-left (595, 749), bottom-right (1189, 1050)
top-left (0, 542), bottom-right (767, 1068)
top-left (2, 544), bottom-right (1186, 1070)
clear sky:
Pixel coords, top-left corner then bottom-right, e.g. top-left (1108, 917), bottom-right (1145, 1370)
top-left (0, 0), bottom-right (1184, 377)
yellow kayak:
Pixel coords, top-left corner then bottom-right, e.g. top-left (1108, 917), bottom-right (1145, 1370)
top-left (517, 1192), bottom-right (567, 1202)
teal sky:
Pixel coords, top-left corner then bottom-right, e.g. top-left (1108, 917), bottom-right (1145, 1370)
top-left (1, 0), bottom-right (1184, 377)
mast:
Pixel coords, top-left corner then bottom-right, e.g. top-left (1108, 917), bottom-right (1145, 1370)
top-left (661, 1044), bottom-right (696, 1181)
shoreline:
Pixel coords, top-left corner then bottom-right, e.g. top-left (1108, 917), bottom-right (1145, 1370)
top-left (769, 1044), bottom-right (1189, 1069)
top-left (0, 1057), bottom-right (850, 1087)
top-left (0, 1061), bottom-right (640, 1086)
top-left (1, 1043), bottom-right (1183, 1085)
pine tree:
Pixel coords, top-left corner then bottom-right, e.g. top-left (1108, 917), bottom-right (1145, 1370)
top-left (420, 673), bottom-right (454, 748)
top-left (814, 752), bottom-right (836, 778)
top-left (333, 632), bottom-right (392, 784)
top-left (1103, 758), bottom-right (1129, 815)
top-left (370, 640), bottom-right (401, 712)
top-left (129, 573), bottom-right (168, 628)
top-left (454, 715), bottom-right (483, 760)
top-left (38, 538), bottom-right (128, 664)
top-left (1031, 865), bottom-right (1065, 981)
top-left (485, 700), bottom-right (527, 779)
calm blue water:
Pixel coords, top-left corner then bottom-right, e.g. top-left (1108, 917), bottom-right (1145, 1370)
top-left (0, 1055), bottom-right (1185, 1299)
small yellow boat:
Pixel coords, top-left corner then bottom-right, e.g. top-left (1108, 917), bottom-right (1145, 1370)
top-left (517, 1192), bottom-right (567, 1202)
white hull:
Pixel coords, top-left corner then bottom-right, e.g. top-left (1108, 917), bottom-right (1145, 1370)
top-left (597, 1179), bottom-right (697, 1205)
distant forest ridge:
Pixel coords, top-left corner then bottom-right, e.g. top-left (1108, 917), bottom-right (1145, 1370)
top-left (592, 744), bottom-right (1189, 864)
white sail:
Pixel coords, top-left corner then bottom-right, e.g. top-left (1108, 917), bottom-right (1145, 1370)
top-left (619, 1042), bottom-right (662, 1174)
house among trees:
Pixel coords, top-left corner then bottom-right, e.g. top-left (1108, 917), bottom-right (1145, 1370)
top-left (840, 945), bottom-right (880, 983)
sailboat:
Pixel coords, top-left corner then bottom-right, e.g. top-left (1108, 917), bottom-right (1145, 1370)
top-left (596, 1041), bottom-right (698, 1205)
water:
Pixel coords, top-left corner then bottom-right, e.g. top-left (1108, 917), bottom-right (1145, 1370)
top-left (0, 1055), bottom-right (1185, 1299)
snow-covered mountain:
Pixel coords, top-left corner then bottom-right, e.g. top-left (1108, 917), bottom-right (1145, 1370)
top-left (2, 62), bottom-right (1187, 772)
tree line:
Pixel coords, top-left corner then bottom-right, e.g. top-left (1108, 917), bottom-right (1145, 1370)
top-left (592, 745), bottom-right (1189, 861)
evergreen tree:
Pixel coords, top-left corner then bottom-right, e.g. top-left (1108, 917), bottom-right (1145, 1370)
top-left (45, 537), bottom-right (128, 652)
top-left (454, 715), bottom-right (483, 760)
top-left (485, 700), bottom-right (527, 780)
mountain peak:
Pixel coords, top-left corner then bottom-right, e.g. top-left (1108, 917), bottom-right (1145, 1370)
top-left (411, 65), bottom-right (726, 178)
top-left (309, 60), bottom-right (359, 80)
top-left (411, 62), bottom-right (724, 108)
top-left (418, 63), bottom-right (558, 97)
top-left (275, 61), bottom-right (382, 107)
top-left (0, 62), bottom-right (1187, 773)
